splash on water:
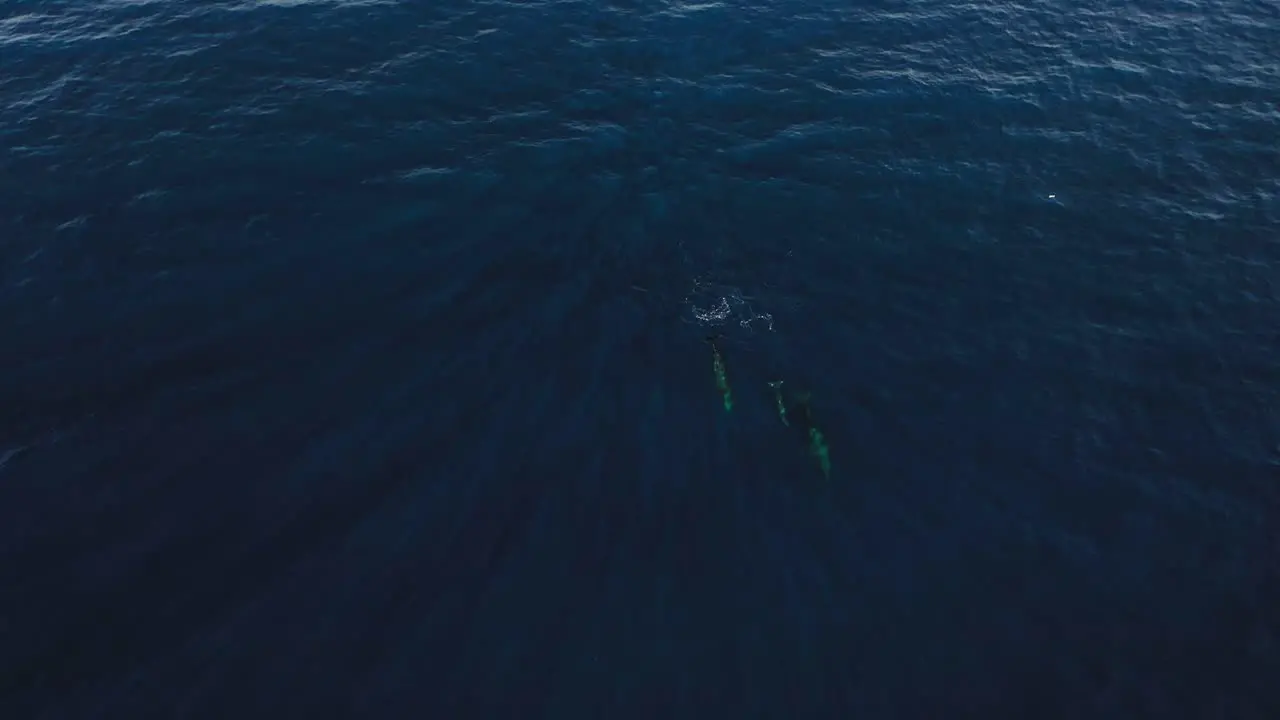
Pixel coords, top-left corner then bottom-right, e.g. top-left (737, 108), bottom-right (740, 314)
top-left (683, 277), bottom-right (775, 333)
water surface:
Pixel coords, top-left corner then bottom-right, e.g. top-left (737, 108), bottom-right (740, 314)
top-left (2, 0), bottom-right (1278, 717)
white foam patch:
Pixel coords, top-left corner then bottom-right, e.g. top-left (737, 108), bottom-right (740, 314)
top-left (683, 277), bottom-right (775, 333)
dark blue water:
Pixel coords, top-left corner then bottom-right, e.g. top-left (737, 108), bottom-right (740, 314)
top-left (2, 0), bottom-right (1278, 717)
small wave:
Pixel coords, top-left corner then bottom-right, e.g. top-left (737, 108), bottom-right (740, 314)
top-left (397, 166), bottom-right (457, 181)
top-left (0, 446), bottom-right (27, 473)
top-left (659, 1), bottom-right (725, 17)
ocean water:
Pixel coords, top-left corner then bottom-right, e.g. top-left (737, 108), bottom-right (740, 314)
top-left (2, 0), bottom-right (1278, 716)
